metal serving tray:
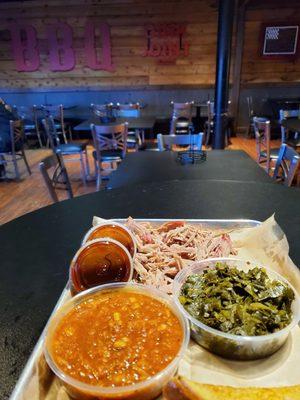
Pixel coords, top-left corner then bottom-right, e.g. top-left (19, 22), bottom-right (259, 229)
top-left (10, 218), bottom-right (261, 400)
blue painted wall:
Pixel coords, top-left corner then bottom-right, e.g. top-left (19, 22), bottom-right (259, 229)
top-left (1, 86), bottom-right (300, 130)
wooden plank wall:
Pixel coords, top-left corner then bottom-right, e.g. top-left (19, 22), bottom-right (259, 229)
top-left (0, 0), bottom-right (219, 89)
top-left (242, 1), bottom-right (300, 86)
top-left (0, 0), bottom-right (299, 90)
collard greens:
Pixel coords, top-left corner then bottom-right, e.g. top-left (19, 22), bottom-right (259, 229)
top-left (179, 263), bottom-right (295, 336)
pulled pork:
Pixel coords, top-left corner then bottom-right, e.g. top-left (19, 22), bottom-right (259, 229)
top-left (125, 218), bottom-right (237, 293)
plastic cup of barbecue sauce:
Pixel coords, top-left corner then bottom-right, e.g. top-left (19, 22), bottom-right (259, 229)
top-left (70, 238), bottom-right (133, 295)
top-left (82, 221), bottom-right (136, 258)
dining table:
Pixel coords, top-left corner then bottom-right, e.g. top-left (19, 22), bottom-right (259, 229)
top-left (108, 150), bottom-right (273, 188)
top-left (268, 98), bottom-right (300, 119)
top-left (1, 175), bottom-right (300, 398)
top-left (73, 116), bottom-right (157, 131)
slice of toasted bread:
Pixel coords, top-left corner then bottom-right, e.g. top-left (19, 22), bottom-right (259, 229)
top-left (163, 376), bottom-right (300, 400)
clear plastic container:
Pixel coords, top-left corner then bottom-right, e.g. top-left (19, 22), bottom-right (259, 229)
top-left (70, 238), bottom-right (133, 294)
top-left (44, 282), bottom-right (190, 400)
top-left (82, 221), bottom-right (137, 259)
top-left (173, 257), bottom-right (300, 361)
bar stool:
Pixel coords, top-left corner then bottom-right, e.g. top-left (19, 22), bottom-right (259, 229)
top-left (254, 117), bottom-right (280, 174)
top-left (170, 102), bottom-right (194, 135)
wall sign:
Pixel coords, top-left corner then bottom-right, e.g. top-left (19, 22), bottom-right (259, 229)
top-left (261, 24), bottom-right (299, 58)
top-left (9, 20), bottom-right (114, 72)
top-left (142, 23), bottom-right (189, 63)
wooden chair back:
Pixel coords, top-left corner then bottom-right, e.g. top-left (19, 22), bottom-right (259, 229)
top-left (171, 102), bottom-right (193, 120)
top-left (13, 105), bottom-right (43, 147)
top-left (90, 123), bottom-right (128, 160)
top-left (39, 152), bottom-right (73, 202)
top-left (42, 116), bottom-right (60, 149)
top-left (43, 103), bottom-right (66, 127)
top-left (9, 119), bottom-right (25, 154)
top-left (157, 133), bottom-right (203, 151)
top-left (253, 117), bottom-right (271, 171)
top-left (170, 102), bottom-right (194, 135)
top-left (273, 144), bottom-right (300, 187)
top-left (42, 104), bottom-right (69, 143)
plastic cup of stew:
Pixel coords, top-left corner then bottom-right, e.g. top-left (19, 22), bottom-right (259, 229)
top-left (70, 238), bottom-right (133, 294)
top-left (82, 221), bottom-right (136, 258)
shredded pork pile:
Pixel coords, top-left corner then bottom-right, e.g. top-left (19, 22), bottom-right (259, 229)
top-left (125, 218), bottom-right (237, 293)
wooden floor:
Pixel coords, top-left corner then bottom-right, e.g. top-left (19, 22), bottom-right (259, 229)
top-left (0, 137), bottom-right (280, 226)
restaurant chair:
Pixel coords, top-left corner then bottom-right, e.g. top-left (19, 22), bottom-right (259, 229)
top-left (204, 100), bottom-right (232, 146)
top-left (0, 120), bottom-right (31, 180)
top-left (116, 103), bottom-right (143, 150)
top-left (273, 144), bottom-right (300, 187)
top-left (170, 102), bottom-right (194, 135)
top-left (39, 152), bottom-right (73, 203)
top-left (253, 117), bottom-right (280, 174)
top-left (279, 109), bottom-right (300, 146)
top-left (157, 133), bottom-right (203, 151)
top-left (42, 104), bottom-right (70, 144)
top-left (90, 123), bottom-right (128, 191)
top-left (42, 116), bottom-right (89, 184)
top-left (13, 105), bottom-right (43, 148)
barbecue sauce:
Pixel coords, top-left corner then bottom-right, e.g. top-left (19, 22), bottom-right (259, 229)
top-left (71, 240), bottom-right (132, 294)
top-left (86, 224), bottom-right (135, 257)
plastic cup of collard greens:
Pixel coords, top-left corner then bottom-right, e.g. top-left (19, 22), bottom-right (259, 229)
top-left (173, 258), bottom-right (300, 360)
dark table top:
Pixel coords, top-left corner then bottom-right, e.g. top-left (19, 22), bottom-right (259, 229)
top-left (281, 117), bottom-right (300, 132)
top-left (74, 116), bottom-right (156, 131)
top-left (108, 150), bottom-right (273, 189)
top-left (1, 179), bottom-right (300, 398)
top-left (268, 98), bottom-right (300, 105)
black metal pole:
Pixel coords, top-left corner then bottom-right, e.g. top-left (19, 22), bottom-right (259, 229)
top-left (213, 0), bottom-right (235, 149)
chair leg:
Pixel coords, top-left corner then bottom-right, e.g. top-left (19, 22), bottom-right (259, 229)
top-left (85, 148), bottom-right (90, 177)
top-left (93, 157), bottom-right (97, 177)
top-left (68, 126), bottom-right (73, 141)
top-left (36, 131), bottom-right (43, 148)
top-left (141, 129), bottom-right (145, 144)
top-left (205, 126), bottom-right (210, 146)
top-left (135, 129), bottom-right (141, 150)
top-left (266, 158), bottom-right (270, 175)
top-left (12, 154), bottom-right (21, 181)
top-left (79, 152), bottom-right (86, 184)
top-left (0, 155), bottom-right (7, 179)
top-left (21, 148), bottom-right (32, 175)
top-left (281, 127), bottom-right (286, 143)
top-left (62, 131), bottom-right (68, 144)
top-left (95, 162), bottom-right (101, 191)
